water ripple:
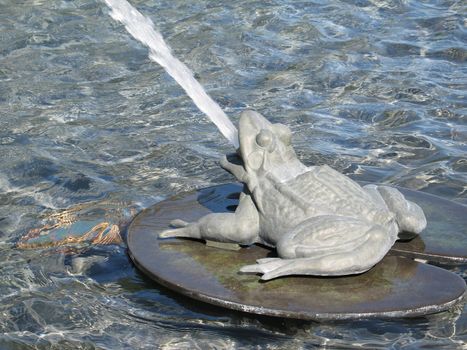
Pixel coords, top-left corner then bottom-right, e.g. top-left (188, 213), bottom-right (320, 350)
top-left (0, 0), bottom-right (465, 348)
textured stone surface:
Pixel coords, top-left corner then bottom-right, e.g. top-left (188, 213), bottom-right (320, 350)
top-left (159, 111), bottom-right (428, 279)
top-left (127, 183), bottom-right (466, 320)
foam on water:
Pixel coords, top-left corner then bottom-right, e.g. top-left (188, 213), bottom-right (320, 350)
top-left (104, 0), bottom-right (239, 148)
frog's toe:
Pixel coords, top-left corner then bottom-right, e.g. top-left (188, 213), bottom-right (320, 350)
top-left (159, 221), bottom-right (201, 239)
top-left (159, 227), bottom-right (187, 238)
top-left (170, 219), bottom-right (189, 228)
top-left (239, 258), bottom-right (292, 277)
top-left (159, 219), bottom-right (191, 238)
top-left (256, 257), bottom-right (281, 264)
top-left (260, 261), bottom-right (300, 281)
top-left (239, 263), bottom-right (264, 274)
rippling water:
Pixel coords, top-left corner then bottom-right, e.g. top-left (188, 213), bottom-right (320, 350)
top-left (104, 0), bottom-right (239, 148)
top-left (0, 0), bottom-right (466, 348)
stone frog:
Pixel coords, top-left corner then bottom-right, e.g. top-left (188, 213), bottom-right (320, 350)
top-left (160, 111), bottom-right (427, 280)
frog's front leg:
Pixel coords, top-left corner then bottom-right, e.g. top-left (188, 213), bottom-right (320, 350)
top-left (240, 215), bottom-right (395, 280)
top-left (363, 184), bottom-right (427, 234)
top-left (159, 192), bottom-right (260, 245)
top-left (220, 153), bottom-right (248, 183)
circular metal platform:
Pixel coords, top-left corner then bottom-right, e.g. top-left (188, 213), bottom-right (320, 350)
top-left (389, 186), bottom-right (467, 264)
top-left (127, 183), bottom-right (466, 320)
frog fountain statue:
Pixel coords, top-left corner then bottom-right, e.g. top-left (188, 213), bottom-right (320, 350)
top-left (160, 111), bottom-right (427, 280)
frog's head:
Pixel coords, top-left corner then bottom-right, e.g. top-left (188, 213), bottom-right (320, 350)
top-left (237, 111), bottom-right (304, 183)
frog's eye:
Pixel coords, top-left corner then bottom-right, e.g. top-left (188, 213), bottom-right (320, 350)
top-left (256, 129), bottom-right (273, 148)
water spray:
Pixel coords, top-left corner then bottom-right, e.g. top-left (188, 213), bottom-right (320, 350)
top-left (104, 0), bottom-right (239, 148)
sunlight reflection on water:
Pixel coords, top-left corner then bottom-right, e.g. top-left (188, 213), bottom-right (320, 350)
top-left (0, 0), bottom-right (465, 348)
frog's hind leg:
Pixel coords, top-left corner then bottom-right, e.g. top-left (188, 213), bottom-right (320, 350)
top-left (363, 184), bottom-right (427, 234)
top-left (240, 215), bottom-right (395, 280)
top-left (159, 193), bottom-right (260, 245)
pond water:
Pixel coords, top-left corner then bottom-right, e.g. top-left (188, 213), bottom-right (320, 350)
top-left (0, 0), bottom-right (466, 348)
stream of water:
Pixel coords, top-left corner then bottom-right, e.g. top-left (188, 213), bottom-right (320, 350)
top-left (0, 0), bottom-right (465, 349)
top-left (104, 0), bottom-right (239, 148)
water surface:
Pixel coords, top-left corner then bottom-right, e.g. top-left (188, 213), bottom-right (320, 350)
top-left (0, 0), bottom-right (466, 348)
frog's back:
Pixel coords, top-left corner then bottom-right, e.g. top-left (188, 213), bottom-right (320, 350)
top-left (256, 165), bottom-right (392, 245)
top-left (282, 165), bottom-right (384, 219)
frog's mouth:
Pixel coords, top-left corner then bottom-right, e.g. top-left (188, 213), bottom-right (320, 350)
top-left (221, 110), bottom-right (308, 184)
top-left (219, 110), bottom-right (272, 182)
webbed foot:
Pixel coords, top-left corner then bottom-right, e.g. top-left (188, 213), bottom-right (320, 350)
top-left (159, 219), bottom-right (200, 239)
top-left (240, 258), bottom-right (297, 280)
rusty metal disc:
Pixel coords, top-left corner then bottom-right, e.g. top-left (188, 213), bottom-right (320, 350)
top-left (127, 183), bottom-right (466, 320)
